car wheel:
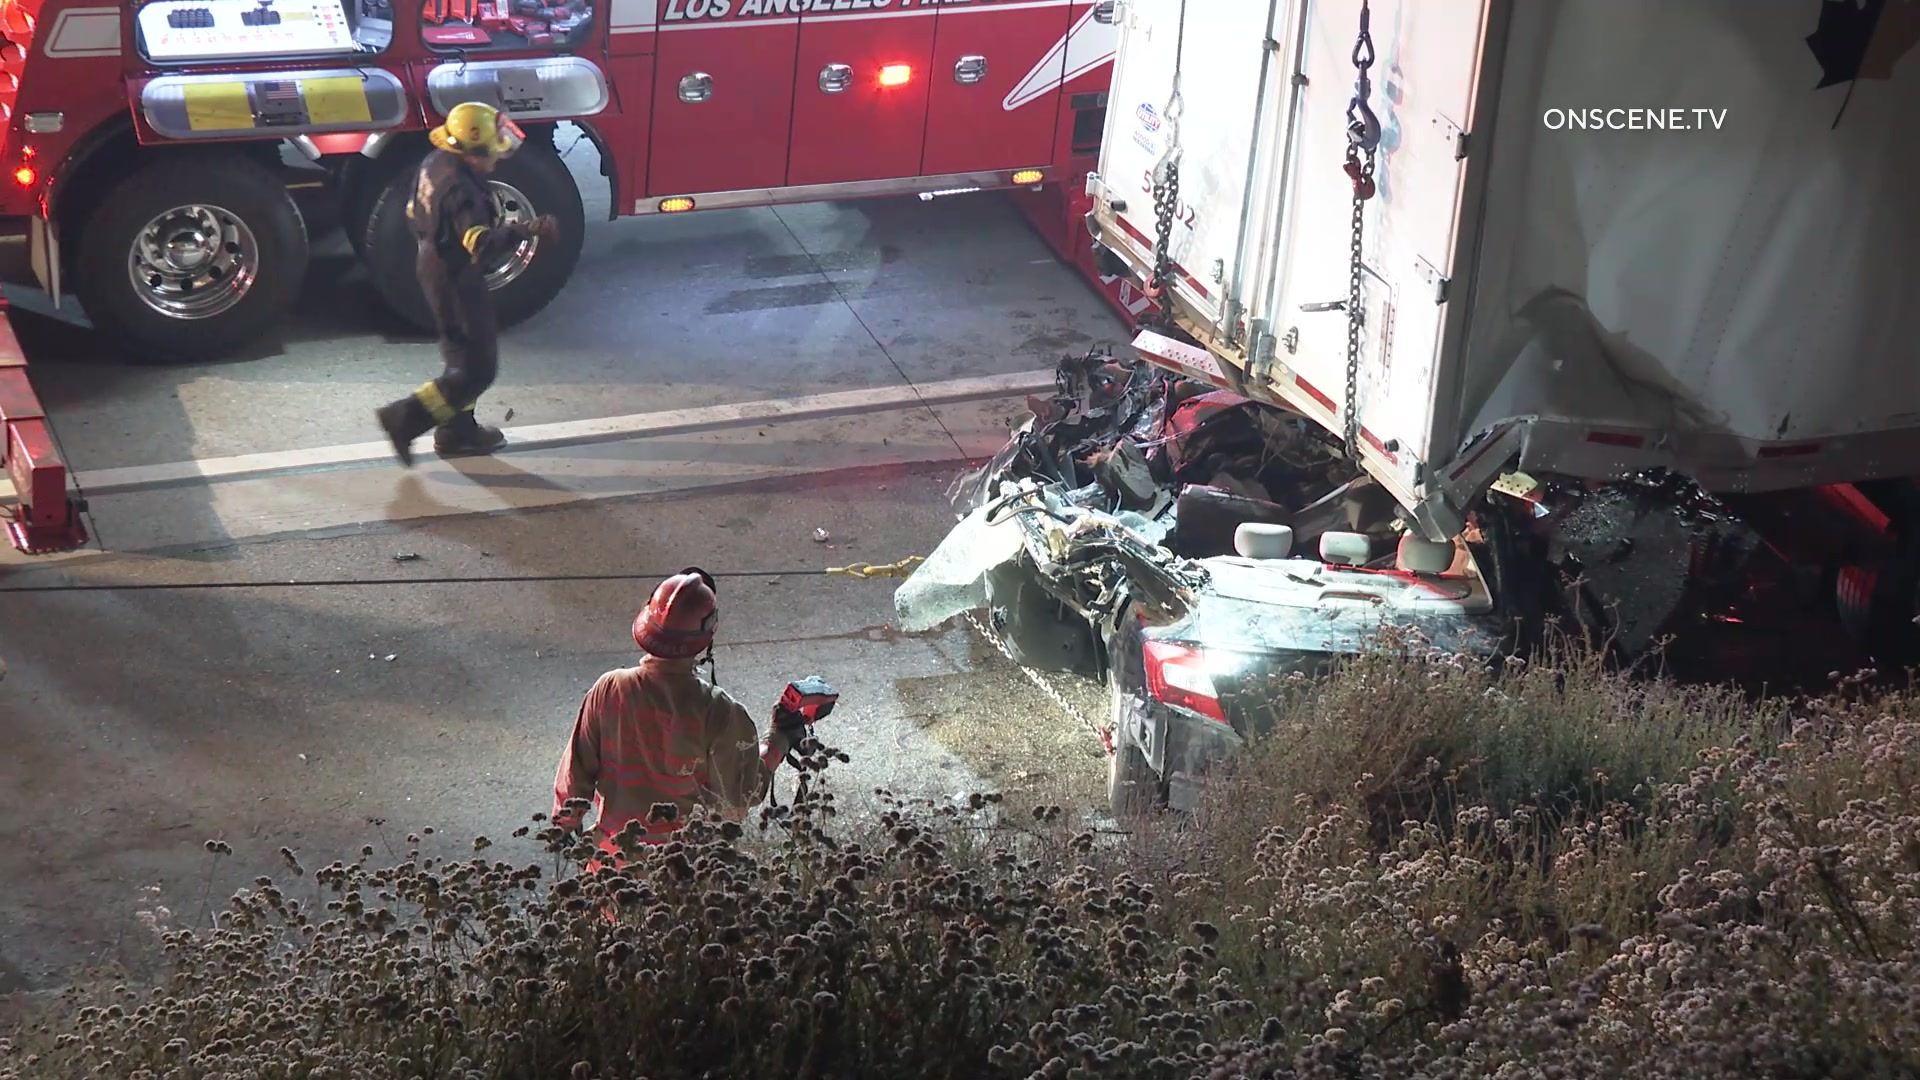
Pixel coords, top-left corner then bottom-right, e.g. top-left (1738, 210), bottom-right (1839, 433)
top-left (1474, 500), bottom-right (1551, 656)
top-left (1106, 681), bottom-right (1163, 821)
top-left (1108, 741), bottom-right (1160, 821)
top-left (73, 152), bottom-right (309, 362)
top-left (360, 144), bottom-right (586, 333)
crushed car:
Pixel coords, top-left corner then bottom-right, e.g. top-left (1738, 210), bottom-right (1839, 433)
top-left (895, 349), bottom-right (1521, 817)
top-left (895, 348), bottom-right (1872, 819)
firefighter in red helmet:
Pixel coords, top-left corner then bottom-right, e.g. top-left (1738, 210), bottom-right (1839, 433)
top-left (551, 569), bottom-right (801, 860)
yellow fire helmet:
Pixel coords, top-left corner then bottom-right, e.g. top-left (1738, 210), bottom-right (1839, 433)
top-left (430, 101), bottom-right (526, 159)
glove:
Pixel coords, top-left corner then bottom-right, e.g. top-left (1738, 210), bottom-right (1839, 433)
top-left (527, 214), bottom-right (560, 241)
top-left (772, 706), bottom-right (809, 743)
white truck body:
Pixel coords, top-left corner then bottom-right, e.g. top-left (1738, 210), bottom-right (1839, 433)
top-left (1088, 0), bottom-right (1920, 540)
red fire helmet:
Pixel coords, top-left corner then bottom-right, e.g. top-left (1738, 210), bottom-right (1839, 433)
top-left (632, 568), bottom-right (718, 659)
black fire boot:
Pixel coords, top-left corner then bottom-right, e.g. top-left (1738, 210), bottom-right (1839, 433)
top-left (375, 398), bottom-right (437, 469)
top-left (434, 411), bottom-right (508, 457)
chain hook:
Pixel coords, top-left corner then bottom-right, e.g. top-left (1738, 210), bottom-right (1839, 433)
top-left (1143, 0), bottom-right (1189, 324)
top-left (1343, 0), bottom-right (1380, 200)
top-left (1339, 0), bottom-right (1379, 460)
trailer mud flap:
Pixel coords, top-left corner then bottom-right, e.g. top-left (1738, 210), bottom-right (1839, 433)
top-left (27, 215), bottom-right (58, 309)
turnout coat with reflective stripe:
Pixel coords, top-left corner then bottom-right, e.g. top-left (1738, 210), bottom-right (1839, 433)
top-left (553, 660), bottom-right (786, 853)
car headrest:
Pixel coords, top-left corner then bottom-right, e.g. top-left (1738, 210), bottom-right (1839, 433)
top-left (1319, 530), bottom-right (1371, 566)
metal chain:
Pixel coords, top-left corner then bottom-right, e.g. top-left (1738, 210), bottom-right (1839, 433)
top-left (1148, 160), bottom-right (1182, 324)
top-left (963, 610), bottom-right (1111, 748)
top-left (1145, 0), bottom-right (1189, 327)
top-left (820, 551), bottom-right (1107, 745)
top-left (1341, 0), bottom-right (1381, 460)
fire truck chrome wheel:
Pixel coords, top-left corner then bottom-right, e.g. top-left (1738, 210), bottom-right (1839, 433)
top-left (125, 204), bottom-right (261, 320)
top-left (360, 140), bottom-right (584, 334)
top-left (483, 181), bottom-right (539, 290)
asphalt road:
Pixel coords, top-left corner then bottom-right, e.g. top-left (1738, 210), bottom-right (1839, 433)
top-left (0, 467), bottom-right (1112, 993)
top-left (0, 157), bottom-right (1126, 991)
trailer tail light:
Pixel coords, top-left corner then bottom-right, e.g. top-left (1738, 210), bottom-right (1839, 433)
top-left (878, 64), bottom-right (912, 87)
top-left (1011, 169), bottom-right (1045, 185)
top-left (658, 197), bottom-right (695, 213)
top-left (11, 165), bottom-right (32, 187)
top-left (1142, 640), bottom-right (1227, 724)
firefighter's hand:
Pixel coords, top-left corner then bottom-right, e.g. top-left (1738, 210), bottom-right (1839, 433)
top-left (772, 706), bottom-right (809, 742)
top-left (527, 214), bottom-right (560, 241)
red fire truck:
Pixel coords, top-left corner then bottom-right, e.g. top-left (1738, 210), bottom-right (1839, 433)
top-left (0, 0), bottom-right (1133, 363)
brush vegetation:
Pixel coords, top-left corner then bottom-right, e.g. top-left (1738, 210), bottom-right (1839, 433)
top-left (5, 641), bottom-right (1919, 1079)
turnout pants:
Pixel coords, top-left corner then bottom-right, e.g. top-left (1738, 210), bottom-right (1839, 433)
top-left (384, 251), bottom-right (499, 441)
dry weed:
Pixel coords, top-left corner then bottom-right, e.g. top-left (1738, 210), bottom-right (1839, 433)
top-left (4, 650), bottom-right (1917, 1079)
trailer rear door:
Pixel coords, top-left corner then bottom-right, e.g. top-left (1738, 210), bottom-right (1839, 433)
top-left (1242, 0), bottom-right (1493, 503)
top-left (1093, 0), bottom-right (1284, 334)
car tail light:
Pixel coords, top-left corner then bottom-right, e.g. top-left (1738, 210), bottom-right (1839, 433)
top-left (658, 197), bottom-right (695, 213)
top-left (11, 165), bottom-right (32, 187)
top-left (878, 64), bottom-right (912, 87)
top-left (1142, 640), bottom-right (1227, 724)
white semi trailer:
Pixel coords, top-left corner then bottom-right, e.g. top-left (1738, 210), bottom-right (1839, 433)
top-left (898, 0), bottom-right (1920, 816)
top-left (1082, 0), bottom-right (1920, 645)
top-left (1089, 0), bottom-right (1919, 543)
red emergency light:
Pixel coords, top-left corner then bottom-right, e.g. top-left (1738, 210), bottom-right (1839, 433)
top-left (878, 64), bottom-right (912, 87)
top-left (11, 165), bottom-right (31, 187)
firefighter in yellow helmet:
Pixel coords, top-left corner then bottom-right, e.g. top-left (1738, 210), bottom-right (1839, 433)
top-left (375, 101), bottom-right (560, 464)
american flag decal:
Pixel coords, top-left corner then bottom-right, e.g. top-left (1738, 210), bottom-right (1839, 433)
top-left (254, 80), bottom-right (308, 126)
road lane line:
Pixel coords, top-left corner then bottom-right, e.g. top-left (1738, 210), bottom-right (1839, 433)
top-left (48, 395), bottom-right (1028, 556)
top-left (30, 369), bottom-right (1055, 499)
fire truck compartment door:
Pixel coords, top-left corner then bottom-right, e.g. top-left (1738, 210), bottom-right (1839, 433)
top-left (788, 4), bottom-right (938, 187)
top-left (132, 70), bottom-right (411, 142)
top-left (647, 3), bottom-right (800, 196)
top-left (922, 0), bottom-right (1077, 176)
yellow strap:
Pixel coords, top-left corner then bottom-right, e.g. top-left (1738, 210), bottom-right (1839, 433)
top-left (461, 225), bottom-right (489, 256)
top-left (412, 381), bottom-right (455, 424)
top-left (825, 556), bottom-right (925, 580)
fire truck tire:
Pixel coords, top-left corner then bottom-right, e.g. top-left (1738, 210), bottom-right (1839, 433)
top-left (360, 145), bottom-right (585, 334)
top-left (341, 168), bottom-right (386, 263)
top-left (73, 153), bottom-right (309, 363)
